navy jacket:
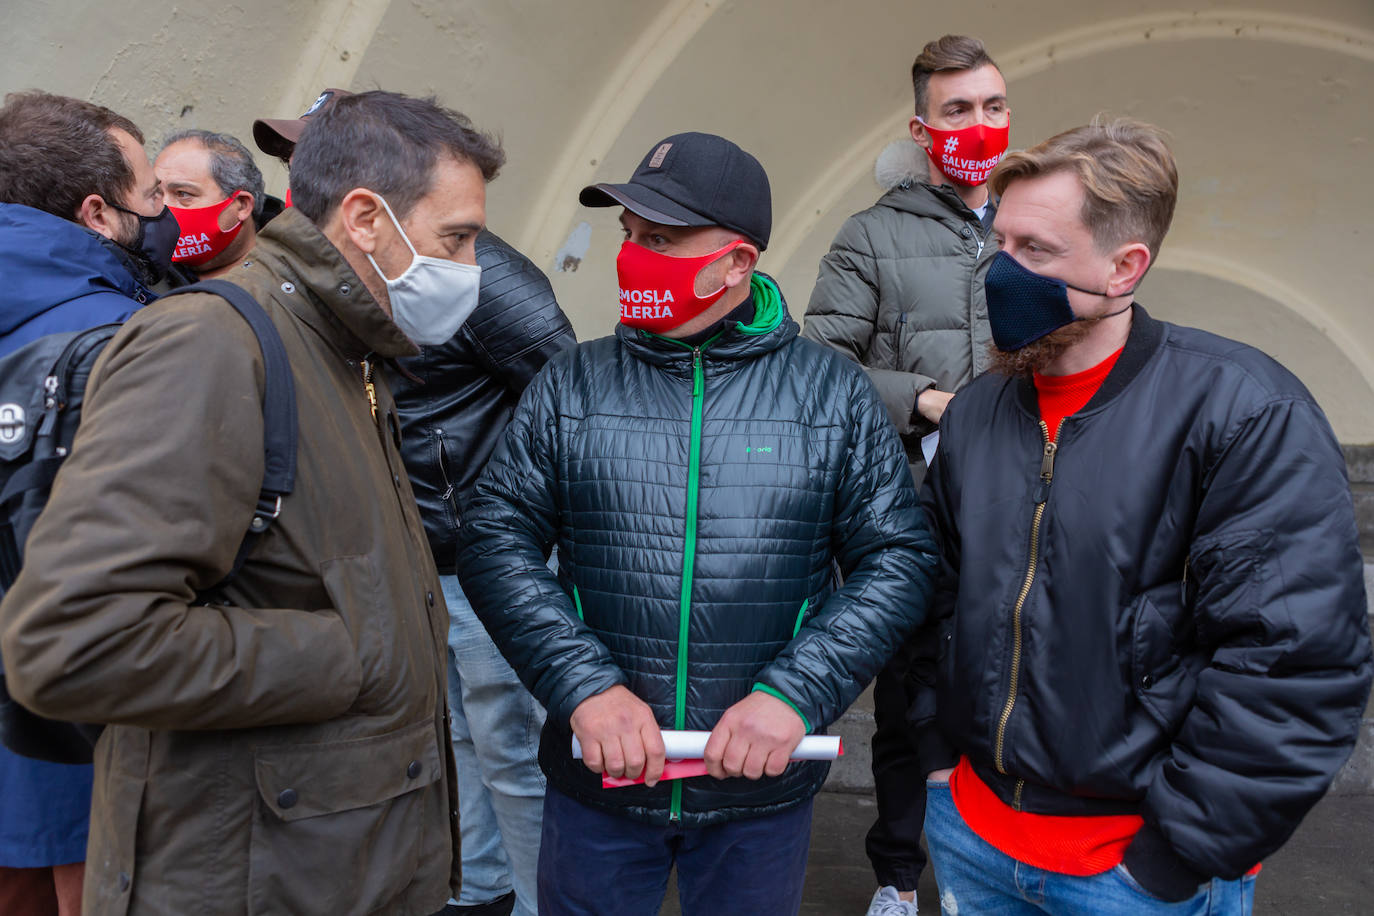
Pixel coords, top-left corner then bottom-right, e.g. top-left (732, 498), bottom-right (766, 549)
top-left (915, 306), bottom-right (1372, 899)
top-left (0, 202), bottom-right (149, 867)
top-left (457, 275), bottom-right (936, 827)
top-left (0, 204), bottom-right (152, 353)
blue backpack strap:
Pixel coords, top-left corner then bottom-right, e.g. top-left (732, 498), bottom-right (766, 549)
top-left (166, 279), bottom-right (297, 587)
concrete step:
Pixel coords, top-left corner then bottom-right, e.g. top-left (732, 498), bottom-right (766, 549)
top-left (825, 563), bottom-right (1374, 795)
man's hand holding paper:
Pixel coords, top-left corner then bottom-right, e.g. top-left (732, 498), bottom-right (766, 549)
top-left (569, 684), bottom-right (667, 786)
top-left (703, 690), bottom-right (807, 780)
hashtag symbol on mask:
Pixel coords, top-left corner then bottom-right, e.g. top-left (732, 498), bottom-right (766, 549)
top-left (944, 137), bottom-right (959, 153)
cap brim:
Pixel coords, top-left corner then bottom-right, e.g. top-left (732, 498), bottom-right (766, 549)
top-left (578, 182), bottom-right (713, 227)
top-left (252, 118), bottom-right (306, 159)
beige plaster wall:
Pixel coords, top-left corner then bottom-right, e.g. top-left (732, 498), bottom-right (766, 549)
top-left (4, 0), bottom-right (1372, 438)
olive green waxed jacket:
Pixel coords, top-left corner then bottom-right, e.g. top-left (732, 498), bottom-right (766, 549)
top-left (0, 208), bottom-right (457, 915)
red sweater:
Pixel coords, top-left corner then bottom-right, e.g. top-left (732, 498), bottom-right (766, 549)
top-left (1034, 347), bottom-right (1122, 441)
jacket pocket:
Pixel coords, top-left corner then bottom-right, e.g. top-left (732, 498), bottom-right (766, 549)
top-left (1129, 587), bottom-right (1200, 735)
top-left (1187, 530), bottom-right (1273, 667)
top-left (434, 433), bottom-right (461, 532)
top-left (248, 719), bottom-right (444, 915)
top-left (321, 555), bottom-right (392, 716)
top-left (893, 310), bottom-right (909, 372)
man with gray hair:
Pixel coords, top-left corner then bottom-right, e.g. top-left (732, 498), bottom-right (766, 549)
top-left (154, 129), bottom-right (266, 279)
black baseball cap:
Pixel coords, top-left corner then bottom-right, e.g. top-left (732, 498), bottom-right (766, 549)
top-left (253, 88), bottom-right (352, 159)
top-left (580, 132), bottom-right (772, 250)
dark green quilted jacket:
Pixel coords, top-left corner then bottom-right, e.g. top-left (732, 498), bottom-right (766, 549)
top-left (457, 274), bottom-right (936, 827)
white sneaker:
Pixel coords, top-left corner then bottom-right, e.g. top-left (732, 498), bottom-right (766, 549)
top-left (866, 885), bottom-right (919, 915)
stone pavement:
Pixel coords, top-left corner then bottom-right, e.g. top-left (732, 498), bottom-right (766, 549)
top-left (659, 790), bottom-right (1374, 914)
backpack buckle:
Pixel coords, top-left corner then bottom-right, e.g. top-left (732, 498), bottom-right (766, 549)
top-left (248, 494), bottom-right (283, 532)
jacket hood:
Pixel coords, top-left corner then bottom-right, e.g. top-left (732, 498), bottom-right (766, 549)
top-left (0, 203), bottom-right (146, 336)
top-left (617, 272), bottom-right (799, 369)
top-left (876, 177), bottom-right (982, 224)
top-left (874, 138), bottom-right (929, 191)
top-left (871, 139), bottom-right (995, 225)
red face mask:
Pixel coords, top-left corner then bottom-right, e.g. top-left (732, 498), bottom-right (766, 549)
top-left (169, 192), bottom-right (246, 266)
top-left (283, 187), bottom-right (292, 208)
top-left (616, 239), bottom-right (745, 333)
top-left (917, 115), bottom-right (1011, 187)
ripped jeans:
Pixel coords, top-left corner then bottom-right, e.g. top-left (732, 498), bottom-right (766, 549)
top-left (923, 780), bottom-right (1255, 916)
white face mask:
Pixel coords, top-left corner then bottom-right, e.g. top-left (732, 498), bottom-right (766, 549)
top-left (365, 194), bottom-right (481, 346)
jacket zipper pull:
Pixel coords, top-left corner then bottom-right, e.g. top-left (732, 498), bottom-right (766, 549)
top-left (692, 348), bottom-right (703, 397)
top-left (361, 359), bottom-right (378, 421)
top-left (1033, 439), bottom-right (1057, 504)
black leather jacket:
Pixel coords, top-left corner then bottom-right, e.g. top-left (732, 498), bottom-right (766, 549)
top-left (913, 306), bottom-right (1372, 900)
top-left (390, 231), bottom-right (575, 573)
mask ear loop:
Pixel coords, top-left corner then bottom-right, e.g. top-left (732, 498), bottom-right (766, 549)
top-left (365, 192), bottom-right (420, 282)
top-left (1060, 277), bottom-right (1138, 301)
top-left (694, 239), bottom-right (748, 301)
top-left (1002, 251), bottom-right (1137, 319)
top-left (220, 191), bottom-right (248, 231)
top-left (1060, 277), bottom-right (1136, 322)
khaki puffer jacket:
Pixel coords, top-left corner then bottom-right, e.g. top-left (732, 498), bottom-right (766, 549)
top-left (0, 208), bottom-right (458, 916)
top-left (803, 144), bottom-right (995, 482)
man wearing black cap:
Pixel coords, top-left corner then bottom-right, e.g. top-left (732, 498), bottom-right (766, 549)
top-left (455, 132), bottom-right (936, 915)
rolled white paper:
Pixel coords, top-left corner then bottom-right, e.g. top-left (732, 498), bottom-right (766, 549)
top-left (572, 729), bottom-right (842, 761)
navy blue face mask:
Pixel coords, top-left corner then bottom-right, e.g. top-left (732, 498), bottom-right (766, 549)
top-left (985, 251), bottom-right (1132, 351)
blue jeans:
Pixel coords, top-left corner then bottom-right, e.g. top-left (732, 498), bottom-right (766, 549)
top-left (537, 786), bottom-right (813, 916)
top-left (923, 780), bottom-right (1256, 915)
top-left (444, 574), bottom-right (547, 915)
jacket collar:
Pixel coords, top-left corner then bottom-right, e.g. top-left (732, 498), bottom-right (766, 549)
top-left (616, 273), bottom-right (799, 371)
top-left (1013, 303), bottom-right (1165, 418)
top-left (250, 208), bottom-right (418, 360)
top-left (881, 181), bottom-right (995, 234)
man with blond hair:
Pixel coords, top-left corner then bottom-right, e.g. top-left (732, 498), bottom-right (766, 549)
top-left (803, 35), bottom-right (1009, 914)
top-left (911, 118), bottom-right (1371, 913)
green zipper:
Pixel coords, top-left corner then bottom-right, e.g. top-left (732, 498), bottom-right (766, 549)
top-left (641, 282), bottom-right (780, 821)
top-left (792, 598), bottom-right (809, 636)
top-left (668, 345), bottom-right (707, 820)
top-left (572, 585), bottom-right (584, 621)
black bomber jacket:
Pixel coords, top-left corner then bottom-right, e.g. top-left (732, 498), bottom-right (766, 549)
top-left (390, 231), bottom-right (576, 573)
top-left (912, 305), bottom-right (1372, 901)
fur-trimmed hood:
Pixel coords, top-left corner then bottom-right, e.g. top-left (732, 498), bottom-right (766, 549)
top-left (874, 138), bottom-right (929, 191)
